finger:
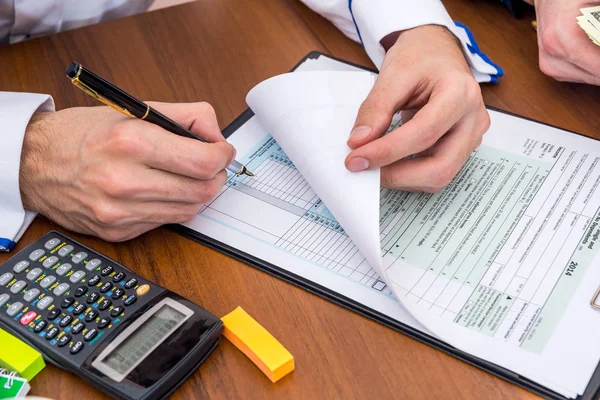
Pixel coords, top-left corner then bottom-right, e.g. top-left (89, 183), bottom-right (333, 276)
top-left (118, 122), bottom-right (235, 179)
top-left (348, 71), bottom-right (424, 150)
top-left (540, 53), bottom-right (600, 85)
top-left (147, 101), bottom-right (226, 143)
top-left (346, 81), bottom-right (479, 171)
top-left (380, 113), bottom-right (484, 190)
top-left (100, 164), bottom-right (229, 203)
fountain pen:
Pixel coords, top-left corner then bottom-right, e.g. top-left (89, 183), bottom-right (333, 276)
top-left (65, 62), bottom-right (254, 177)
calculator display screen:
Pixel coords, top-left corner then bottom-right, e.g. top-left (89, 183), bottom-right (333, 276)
top-left (92, 298), bottom-right (193, 382)
top-left (102, 305), bottom-right (185, 374)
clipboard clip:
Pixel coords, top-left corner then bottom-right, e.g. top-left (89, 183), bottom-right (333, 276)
top-left (591, 286), bottom-right (600, 309)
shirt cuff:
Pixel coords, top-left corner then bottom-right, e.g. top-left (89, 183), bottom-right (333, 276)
top-left (0, 92), bottom-right (55, 251)
top-left (351, 0), bottom-right (503, 83)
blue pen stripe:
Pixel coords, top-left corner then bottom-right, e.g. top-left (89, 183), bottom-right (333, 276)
top-left (348, 0), bottom-right (364, 46)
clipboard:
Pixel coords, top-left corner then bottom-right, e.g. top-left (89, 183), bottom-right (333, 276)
top-left (171, 51), bottom-right (600, 400)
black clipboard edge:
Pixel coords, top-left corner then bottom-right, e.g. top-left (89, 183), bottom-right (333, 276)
top-left (170, 50), bottom-right (600, 400)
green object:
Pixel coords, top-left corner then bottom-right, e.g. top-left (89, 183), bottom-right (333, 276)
top-left (0, 372), bottom-right (30, 398)
top-left (0, 329), bottom-right (45, 381)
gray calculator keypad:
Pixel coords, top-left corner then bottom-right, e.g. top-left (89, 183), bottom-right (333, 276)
top-left (7, 302), bottom-right (23, 317)
top-left (13, 261), bottom-right (29, 273)
top-left (69, 271), bottom-right (86, 283)
top-left (58, 245), bottom-right (74, 257)
top-left (23, 288), bottom-right (40, 302)
top-left (26, 268), bottom-right (43, 281)
top-left (0, 294), bottom-right (9, 307)
top-left (29, 250), bottom-right (45, 262)
top-left (53, 283), bottom-right (70, 296)
top-left (42, 256), bottom-right (59, 269)
top-left (39, 275), bottom-right (57, 289)
top-left (36, 296), bottom-right (54, 310)
top-left (0, 273), bottom-right (13, 286)
top-left (44, 238), bottom-right (61, 250)
top-left (9, 280), bottom-right (26, 294)
top-left (55, 263), bottom-right (72, 276)
top-left (85, 258), bottom-right (102, 271)
top-left (72, 252), bottom-right (87, 264)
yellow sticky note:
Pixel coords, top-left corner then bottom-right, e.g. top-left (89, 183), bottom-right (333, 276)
top-left (221, 307), bottom-right (294, 382)
top-left (0, 329), bottom-right (46, 381)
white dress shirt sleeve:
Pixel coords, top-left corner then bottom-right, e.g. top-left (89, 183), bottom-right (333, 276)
top-left (298, 0), bottom-right (503, 83)
top-left (0, 92), bottom-right (54, 251)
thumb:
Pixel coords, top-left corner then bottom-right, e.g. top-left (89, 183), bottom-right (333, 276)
top-left (347, 73), bottom-right (416, 150)
top-left (147, 101), bottom-right (226, 143)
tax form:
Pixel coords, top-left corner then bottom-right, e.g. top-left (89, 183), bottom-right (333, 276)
top-left (184, 56), bottom-right (600, 398)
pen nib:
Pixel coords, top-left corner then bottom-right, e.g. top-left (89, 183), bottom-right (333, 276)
top-left (238, 165), bottom-right (255, 177)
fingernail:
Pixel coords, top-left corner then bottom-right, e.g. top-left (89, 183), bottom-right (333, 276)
top-left (230, 148), bottom-right (237, 165)
top-left (347, 157), bottom-right (369, 172)
top-left (349, 125), bottom-right (371, 141)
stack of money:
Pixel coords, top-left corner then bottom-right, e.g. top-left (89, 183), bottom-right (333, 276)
top-left (577, 6), bottom-right (600, 46)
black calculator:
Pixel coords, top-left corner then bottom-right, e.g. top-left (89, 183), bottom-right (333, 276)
top-left (0, 231), bottom-right (223, 400)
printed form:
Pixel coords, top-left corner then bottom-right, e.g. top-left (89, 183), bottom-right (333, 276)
top-left (184, 58), bottom-right (600, 397)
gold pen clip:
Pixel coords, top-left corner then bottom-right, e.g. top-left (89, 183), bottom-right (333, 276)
top-left (70, 64), bottom-right (134, 118)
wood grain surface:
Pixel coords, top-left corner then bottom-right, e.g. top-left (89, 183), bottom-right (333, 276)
top-left (1, 0), bottom-right (599, 399)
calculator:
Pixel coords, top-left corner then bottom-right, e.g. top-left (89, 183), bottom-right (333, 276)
top-left (0, 231), bottom-right (223, 400)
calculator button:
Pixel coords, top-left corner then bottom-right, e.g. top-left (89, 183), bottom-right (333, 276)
top-left (57, 334), bottom-right (71, 347)
top-left (69, 270), bottom-right (86, 284)
top-left (100, 282), bottom-right (112, 293)
top-left (0, 272), bottom-right (14, 286)
top-left (59, 315), bottom-right (73, 327)
top-left (70, 341), bottom-right (84, 354)
top-left (74, 286), bottom-right (88, 297)
top-left (85, 310), bottom-right (99, 322)
top-left (84, 328), bottom-right (98, 341)
top-left (100, 266), bottom-right (114, 276)
top-left (20, 311), bottom-right (38, 325)
top-left (71, 322), bottom-right (85, 335)
top-left (124, 295), bottom-right (137, 306)
top-left (72, 252), bottom-right (87, 264)
top-left (85, 258), bottom-right (102, 271)
top-left (124, 278), bottom-right (138, 289)
top-left (53, 283), bottom-right (70, 296)
top-left (111, 289), bottom-right (125, 299)
top-left (97, 317), bottom-right (110, 329)
top-left (47, 308), bottom-right (60, 320)
top-left (98, 299), bottom-right (112, 311)
top-left (39, 275), bottom-right (57, 289)
top-left (42, 256), bottom-right (59, 269)
top-left (73, 303), bottom-right (86, 315)
top-left (13, 261), bottom-right (29, 274)
top-left (112, 272), bottom-right (125, 282)
top-left (58, 245), bottom-right (74, 257)
top-left (10, 280), bottom-right (27, 294)
top-left (23, 288), bottom-right (41, 302)
top-left (110, 306), bottom-right (124, 317)
top-left (44, 238), bottom-right (61, 250)
top-left (136, 284), bottom-right (150, 296)
top-left (61, 297), bottom-right (75, 308)
top-left (29, 250), bottom-right (45, 262)
top-left (88, 275), bottom-right (101, 287)
top-left (37, 296), bottom-right (54, 310)
top-left (0, 294), bottom-right (9, 307)
top-left (26, 268), bottom-right (43, 281)
top-left (7, 302), bottom-right (23, 317)
top-left (45, 327), bottom-right (59, 340)
top-left (33, 320), bottom-right (47, 333)
top-left (55, 263), bottom-right (72, 277)
top-left (87, 292), bottom-right (100, 304)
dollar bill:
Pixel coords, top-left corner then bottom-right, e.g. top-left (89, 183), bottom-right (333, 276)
top-left (578, 6), bottom-right (600, 46)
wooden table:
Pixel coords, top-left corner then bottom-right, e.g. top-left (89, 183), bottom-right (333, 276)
top-left (1, 0), bottom-right (599, 399)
